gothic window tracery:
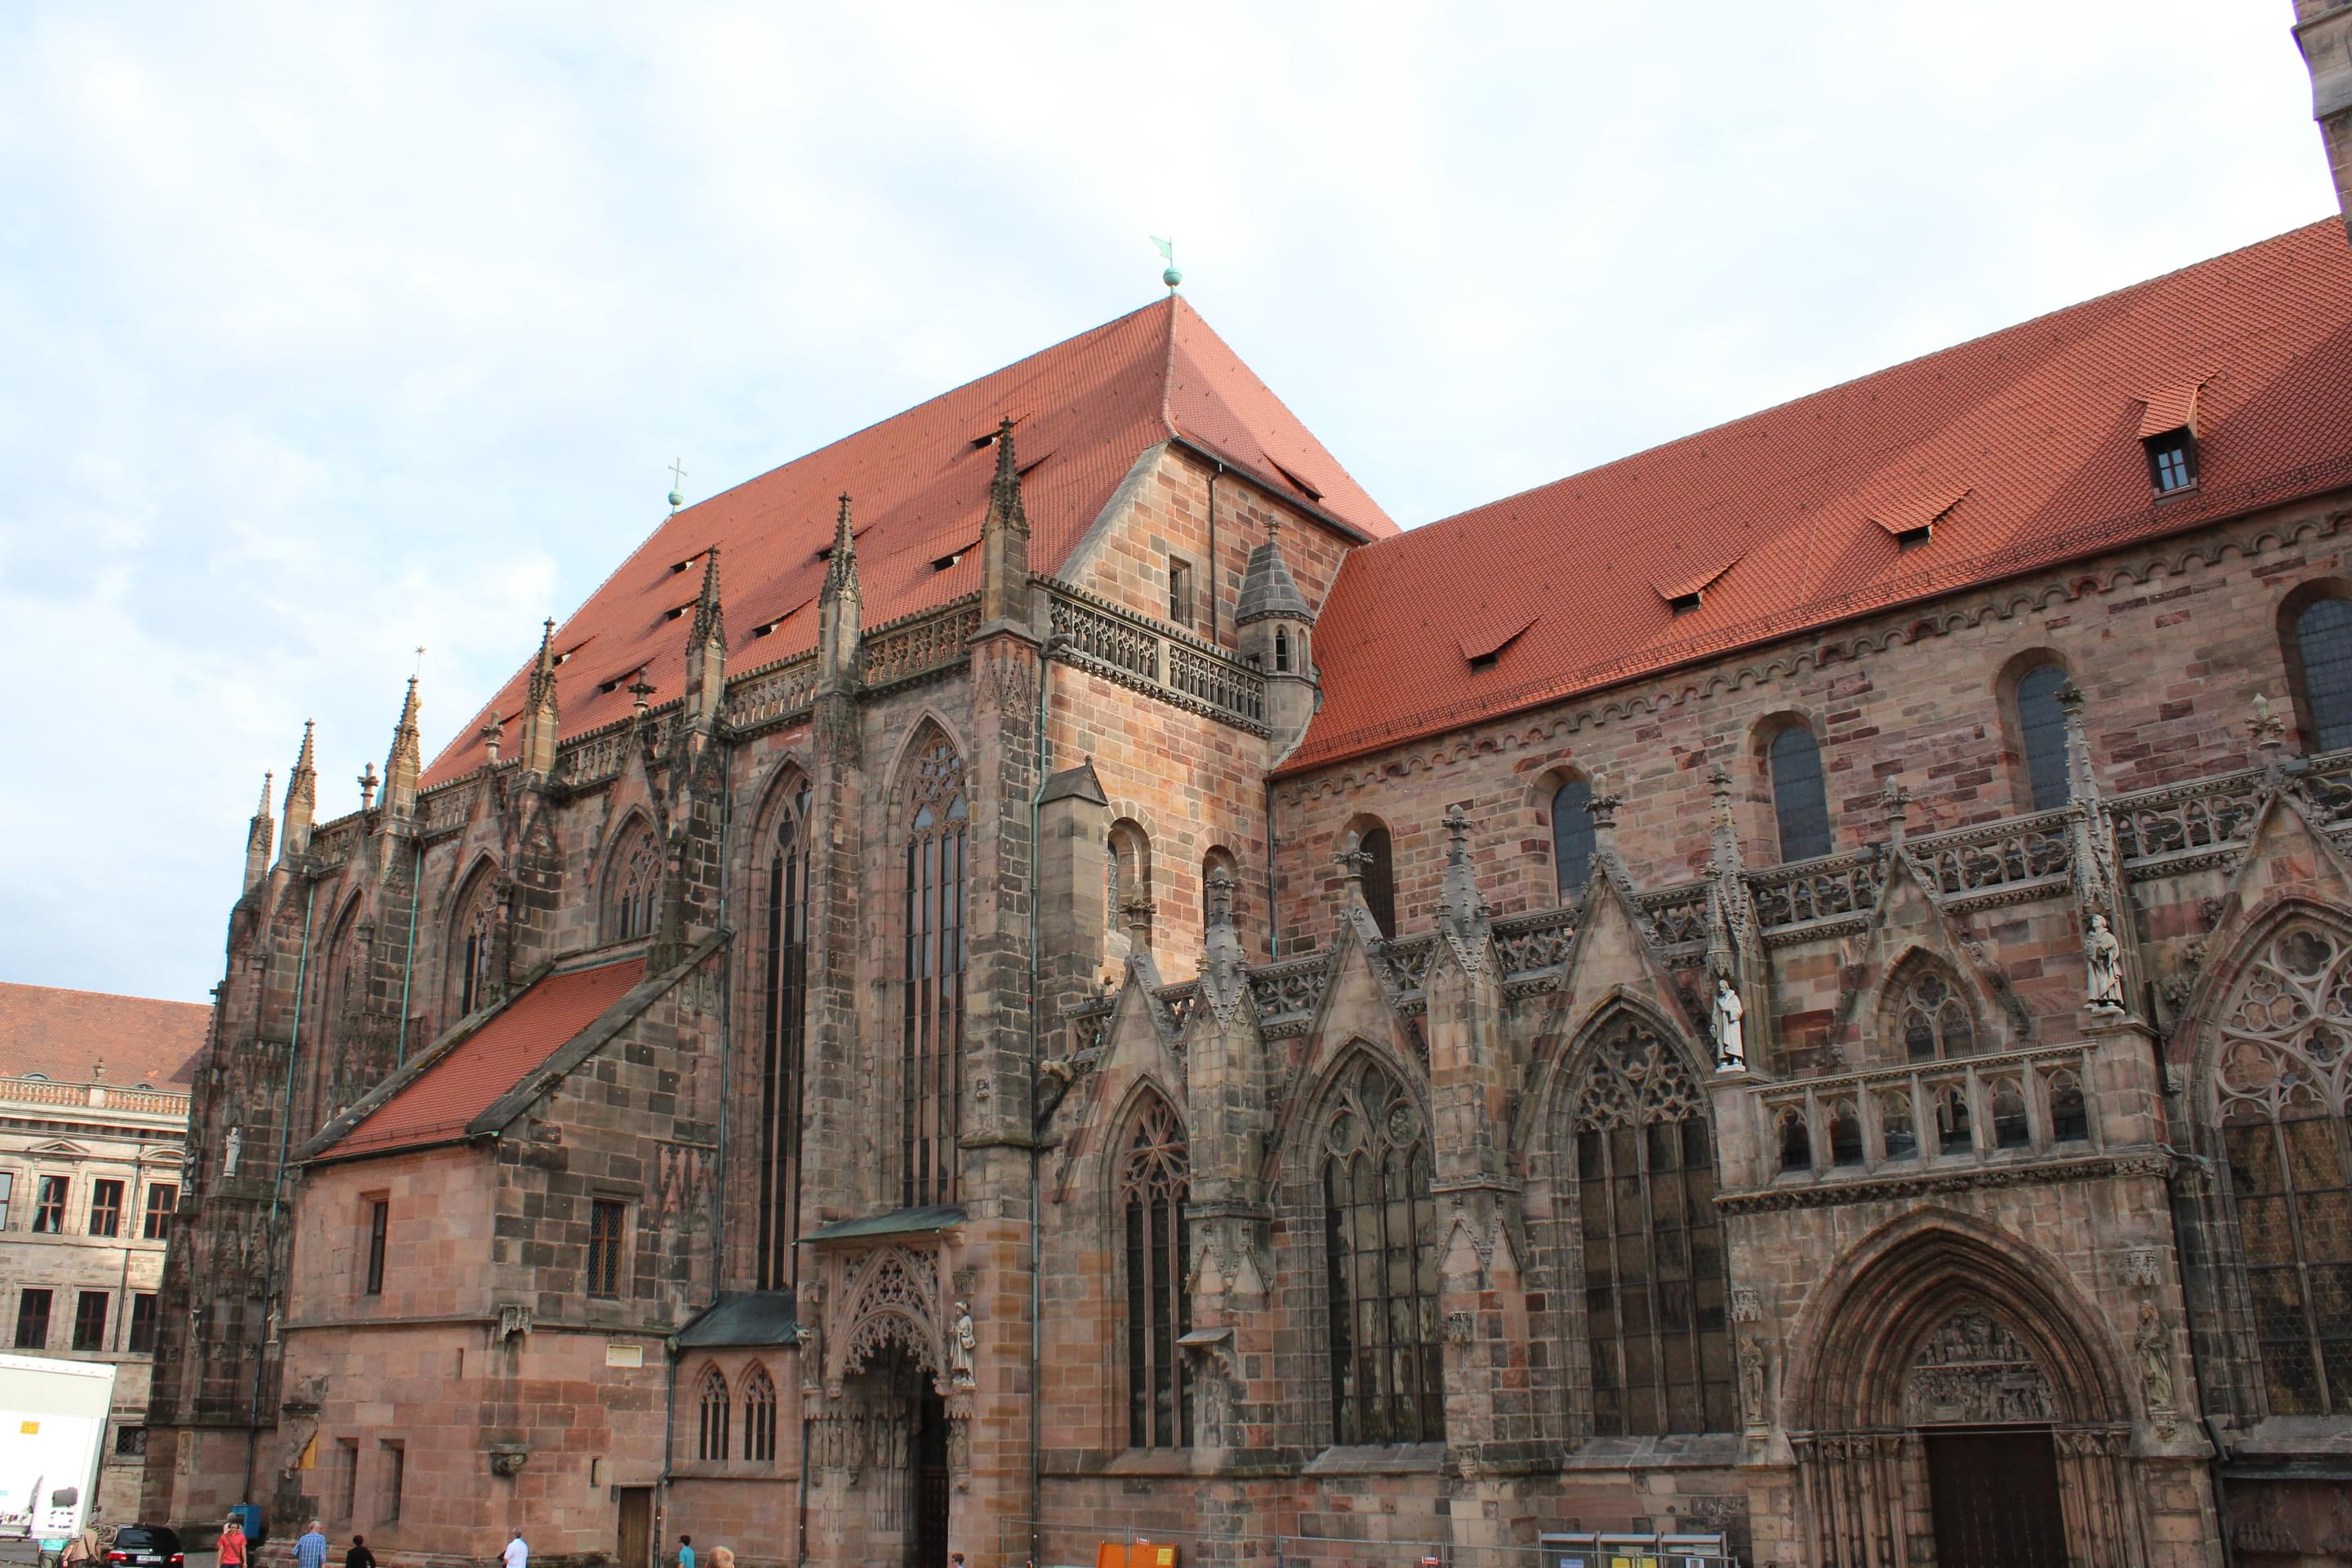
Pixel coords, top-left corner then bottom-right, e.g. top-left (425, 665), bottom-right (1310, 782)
top-left (759, 781), bottom-right (812, 1290)
top-left (1321, 1056), bottom-right (1442, 1446)
top-left (452, 866), bottom-right (501, 1018)
top-left (697, 1366), bottom-right (730, 1462)
top-left (1891, 964), bottom-right (1980, 1061)
top-left (605, 817), bottom-right (661, 942)
top-left (2289, 595), bottom-right (2352, 753)
top-left (1120, 1094), bottom-right (1190, 1449)
top-left (1569, 1017), bottom-right (1735, 1435)
top-left (2211, 921), bottom-right (2352, 1414)
top-left (742, 1365), bottom-right (777, 1464)
top-left (902, 733), bottom-right (966, 1208)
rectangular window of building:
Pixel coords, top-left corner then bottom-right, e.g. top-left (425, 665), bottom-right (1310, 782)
top-left (114, 1425), bottom-right (147, 1457)
top-left (0, 1171), bottom-right (13, 1229)
top-left (2144, 432), bottom-right (2198, 494)
top-left (363, 1200), bottom-right (389, 1295)
top-left (89, 1180), bottom-right (123, 1238)
top-left (587, 1200), bottom-right (626, 1299)
top-left (128, 1292), bottom-right (159, 1355)
top-left (14, 1289), bottom-right (51, 1349)
top-left (334, 1439), bottom-right (359, 1524)
top-left (143, 1185), bottom-right (177, 1241)
top-left (32, 1176), bottom-right (67, 1233)
top-left (73, 1290), bottom-right (109, 1352)
top-left (379, 1442), bottom-right (405, 1522)
top-left (1168, 558), bottom-right (1194, 629)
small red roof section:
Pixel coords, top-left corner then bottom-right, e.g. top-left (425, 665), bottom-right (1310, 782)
top-left (324, 957), bottom-right (646, 1158)
top-left (2137, 381), bottom-right (2203, 438)
top-left (1285, 220), bottom-right (2352, 775)
top-left (425, 298), bottom-right (1395, 786)
top-left (0, 982), bottom-right (207, 1086)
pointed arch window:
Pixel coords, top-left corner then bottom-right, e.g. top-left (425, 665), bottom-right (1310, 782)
top-left (758, 781), bottom-right (812, 1291)
top-left (1120, 1096), bottom-right (1190, 1449)
top-left (2015, 662), bottom-right (2072, 810)
top-left (606, 818), bottom-right (661, 942)
top-left (453, 867), bottom-right (501, 1017)
top-left (902, 735), bottom-right (967, 1209)
top-left (1322, 1057), bottom-right (1442, 1445)
top-left (2291, 595), bottom-right (2352, 753)
top-left (742, 1365), bottom-right (777, 1465)
top-left (697, 1367), bottom-right (730, 1462)
top-left (1891, 964), bottom-right (1980, 1062)
top-left (1358, 826), bottom-right (1396, 938)
top-left (2211, 922), bottom-right (2352, 1414)
top-left (1569, 1017), bottom-right (1735, 1435)
top-left (1766, 724), bottom-right (1832, 862)
top-left (1551, 776), bottom-right (1595, 902)
top-left (1275, 626), bottom-right (1293, 673)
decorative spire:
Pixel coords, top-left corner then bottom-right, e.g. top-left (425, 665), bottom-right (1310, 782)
top-left (479, 713), bottom-right (505, 765)
top-left (1880, 775), bottom-right (1913, 849)
top-left (822, 493), bottom-right (860, 599)
top-left (818, 494), bottom-right (864, 694)
top-left (1334, 832), bottom-right (1372, 906)
top-left (383, 675), bottom-right (422, 819)
top-left (987, 418), bottom-right (1030, 539)
top-left (281, 721), bottom-right (318, 858)
top-left (520, 621), bottom-right (561, 777)
top-left (1199, 866), bottom-right (1250, 1022)
top-left (1438, 804), bottom-right (1491, 958)
top-left (243, 771), bottom-right (275, 893)
top-left (979, 423), bottom-right (1032, 628)
top-left (684, 547), bottom-right (728, 734)
top-left (357, 762), bottom-right (378, 814)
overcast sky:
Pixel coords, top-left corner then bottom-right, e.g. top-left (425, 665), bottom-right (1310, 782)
top-left (0, 2), bottom-right (2334, 1004)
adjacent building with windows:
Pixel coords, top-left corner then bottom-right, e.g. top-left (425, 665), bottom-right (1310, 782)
top-left (0, 983), bottom-right (207, 1521)
top-left (139, 46), bottom-right (2352, 1568)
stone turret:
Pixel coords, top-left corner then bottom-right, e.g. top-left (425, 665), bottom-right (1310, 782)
top-left (978, 416), bottom-right (1031, 632)
top-left (382, 676), bottom-right (422, 820)
top-left (817, 494), bottom-right (862, 695)
top-left (519, 620), bottom-right (561, 777)
top-left (1236, 519), bottom-right (1317, 755)
top-left (279, 721), bottom-right (317, 859)
top-left (242, 772), bottom-right (274, 893)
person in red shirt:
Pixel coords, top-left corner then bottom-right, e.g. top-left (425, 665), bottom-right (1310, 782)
top-left (220, 1518), bottom-right (249, 1568)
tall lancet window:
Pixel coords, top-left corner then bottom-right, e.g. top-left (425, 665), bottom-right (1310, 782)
top-left (606, 817), bottom-right (661, 942)
top-left (1569, 1015), bottom-right (1735, 1436)
top-left (1121, 1094), bottom-right (1190, 1449)
top-left (453, 866), bottom-right (501, 1017)
top-left (758, 781), bottom-right (813, 1290)
top-left (696, 1367), bottom-right (730, 1462)
top-left (1322, 1057), bottom-right (1443, 1445)
top-left (1551, 775), bottom-right (1595, 902)
top-left (901, 733), bottom-right (967, 1209)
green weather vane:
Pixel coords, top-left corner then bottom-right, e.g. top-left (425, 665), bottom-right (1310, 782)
top-left (1152, 235), bottom-right (1181, 290)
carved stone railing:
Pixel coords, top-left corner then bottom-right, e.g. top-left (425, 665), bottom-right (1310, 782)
top-left (0, 1075), bottom-right (192, 1118)
top-left (1493, 909), bottom-right (1578, 996)
top-left (1902, 809), bottom-right (2072, 910)
top-left (1375, 934), bottom-right (1437, 998)
top-left (419, 779), bottom-right (474, 836)
top-left (1750, 850), bottom-right (1886, 938)
top-left (2110, 768), bottom-right (2265, 875)
top-left (1247, 953), bottom-right (1330, 1037)
top-left (1156, 981), bottom-right (1200, 1035)
top-left (1744, 1042), bottom-right (2100, 1193)
top-left (724, 652), bottom-right (818, 733)
top-left (555, 723), bottom-right (638, 791)
top-left (1062, 996), bottom-right (1114, 1058)
top-left (1637, 882), bottom-right (1710, 948)
top-left (862, 600), bottom-right (980, 691)
top-left (1047, 586), bottom-right (1267, 735)
top-left (305, 816), bottom-right (361, 870)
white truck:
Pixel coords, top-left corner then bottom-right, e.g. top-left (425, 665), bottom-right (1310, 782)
top-left (0, 1352), bottom-right (118, 1553)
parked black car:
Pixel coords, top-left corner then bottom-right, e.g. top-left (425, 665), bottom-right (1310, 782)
top-left (105, 1527), bottom-right (185, 1568)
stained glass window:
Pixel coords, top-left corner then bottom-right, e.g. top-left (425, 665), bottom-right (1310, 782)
top-left (1552, 777), bottom-right (1595, 902)
top-left (759, 782), bottom-right (812, 1290)
top-left (902, 735), bottom-right (967, 1208)
top-left (2016, 663), bottom-right (2072, 810)
top-left (1323, 1058), bottom-right (1442, 1445)
top-left (1121, 1096), bottom-right (1190, 1448)
top-left (1767, 726), bottom-right (1832, 862)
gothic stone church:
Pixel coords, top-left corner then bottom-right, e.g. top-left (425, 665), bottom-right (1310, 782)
top-left (145, 60), bottom-right (2352, 1568)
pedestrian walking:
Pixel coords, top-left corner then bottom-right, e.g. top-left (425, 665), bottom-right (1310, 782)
top-left (704, 1549), bottom-right (732, 1568)
top-left (220, 1517), bottom-right (250, 1568)
top-left (60, 1524), bottom-right (103, 1568)
top-left (292, 1521), bottom-right (327, 1568)
top-left (676, 1535), bottom-right (693, 1568)
top-left (503, 1529), bottom-right (529, 1568)
top-left (345, 1537), bottom-right (375, 1568)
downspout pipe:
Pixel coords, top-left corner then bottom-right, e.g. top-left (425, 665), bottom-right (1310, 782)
top-left (1205, 464), bottom-right (1221, 648)
top-left (246, 876), bottom-right (317, 1503)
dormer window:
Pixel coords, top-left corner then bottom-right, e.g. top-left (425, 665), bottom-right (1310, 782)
top-left (2145, 430), bottom-right (2198, 495)
top-left (2136, 382), bottom-right (2203, 498)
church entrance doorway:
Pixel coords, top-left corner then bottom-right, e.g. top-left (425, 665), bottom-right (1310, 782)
top-left (1923, 1428), bottom-right (2066, 1567)
top-left (614, 1486), bottom-right (653, 1568)
top-left (908, 1380), bottom-right (949, 1568)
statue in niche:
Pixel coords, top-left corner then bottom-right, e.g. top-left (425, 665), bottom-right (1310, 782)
top-left (2085, 913), bottom-right (2126, 1013)
top-left (2137, 1302), bottom-right (2175, 1414)
top-left (1713, 977), bottom-right (1747, 1073)
top-left (224, 1125), bottom-right (243, 1178)
top-left (948, 1301), bottom-right (977, 1390)
top-left (1738, 1334), bottom-right (1768, 1430)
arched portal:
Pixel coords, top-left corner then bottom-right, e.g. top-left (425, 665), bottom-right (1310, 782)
top-left (1784, 1214), bottom-right (2142, 1568)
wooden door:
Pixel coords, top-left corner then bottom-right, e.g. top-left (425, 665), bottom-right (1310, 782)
top-left (615, 1487), bottom-right (654, 1568)
top-left (909, 1389), bottom-right (949, 1568)
top-left (1925, 1430), bottom-right (2067, 1567)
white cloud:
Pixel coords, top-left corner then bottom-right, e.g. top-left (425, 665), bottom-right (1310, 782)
top-left (0, 0), bottom-right (2334, 999)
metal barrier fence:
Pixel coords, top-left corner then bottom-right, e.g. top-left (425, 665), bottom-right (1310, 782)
top-left (998, 1520), bottom-right (1739, 1568)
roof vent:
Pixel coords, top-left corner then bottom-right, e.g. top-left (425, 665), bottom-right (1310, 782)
top-left (1270, 460), bottom-right (1325, 502)
top-left (1871, 487), bottom-right (1971, 550)
top-left (1457, 613), bottom-right (1538, 670)
top-left (752, 597), bottom-right (813, 639)
top-left (1655, 555), bottom-right (1742, 615)
top-left (668, 547), bottom-right (711, 574)
top-left (931, 537), bottom-right (981, 572)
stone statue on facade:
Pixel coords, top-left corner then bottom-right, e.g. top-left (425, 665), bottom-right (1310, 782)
top-left (1738, 1334), bottom-right (1768, 1431)
top-left (948, 1301), bottom-right (977, 1391)
top-left (2085, 913), bottom-right (2126, 1013)
top-left (1713, 977), bottom-right (1747, 1073)
top-left (2137, 1301), bottom-right (2175, 1414)
top-left (224, 1125), bottom-right (243, 1178)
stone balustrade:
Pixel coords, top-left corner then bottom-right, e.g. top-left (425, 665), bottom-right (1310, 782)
top-left (0, 1074), bottom-right (192, 1119)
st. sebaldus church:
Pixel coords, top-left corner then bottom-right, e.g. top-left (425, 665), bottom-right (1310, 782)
top-left (142, 20), bottom-right (2352, 1566)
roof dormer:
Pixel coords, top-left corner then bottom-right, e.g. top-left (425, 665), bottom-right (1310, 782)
top-left (2137, 382), bottom-right (2203, 497)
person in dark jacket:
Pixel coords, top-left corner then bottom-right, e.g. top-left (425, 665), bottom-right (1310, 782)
top-left (345, 1537), bottom-right (375, 1568)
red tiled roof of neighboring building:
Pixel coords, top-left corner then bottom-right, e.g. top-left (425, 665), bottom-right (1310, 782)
top-left (423, 297), bottom-right (1395, 786)
top-left (0, 982), bottom-right (209, 1087)
top-left (1283, 220), bottom-right (2352, 776)
top-left (323, 957), bottom-right (646, 1157)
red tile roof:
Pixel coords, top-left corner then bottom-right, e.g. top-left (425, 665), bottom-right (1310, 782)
top-left (0, 982), bottom-right (208, 1087)
top-left (323, 957), bottom-right (646, 1158)
top-left (424, 297), bottom-right (1395, 786)
top-left (1283, 220), bottom-right (2352, 776)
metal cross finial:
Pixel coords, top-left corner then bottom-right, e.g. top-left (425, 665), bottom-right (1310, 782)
top-left (414, 645), bottom-right (425, 678)
top-left (668, 458), bottom-right (688, 513)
